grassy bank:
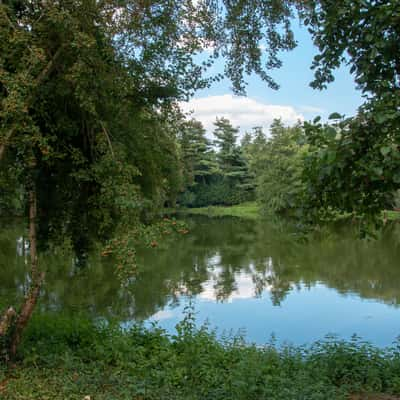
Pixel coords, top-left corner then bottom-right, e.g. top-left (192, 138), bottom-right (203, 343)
top-left (386, 211), bottom-right (400, 221)
top-left (177, 201), bottom-right (261, 220)
top-left (171, 202), bottom-right (400, 223)
top-left (2, 313), bottom-right (400, 399)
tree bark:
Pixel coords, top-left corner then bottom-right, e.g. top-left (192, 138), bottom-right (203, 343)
top-left (0, 144), bottom-right (5, 162)
top-left (0, 308), bottom-right (16, 337)
top-left (8, 184), bottom-right (44, 360)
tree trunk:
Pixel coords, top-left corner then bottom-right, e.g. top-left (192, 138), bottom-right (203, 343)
top-left (0, 308), bottom-right (16, 337)
top-left (0, 144), bottom-right (5, 162)
top-left (8, 185), bottom-right (44, 360)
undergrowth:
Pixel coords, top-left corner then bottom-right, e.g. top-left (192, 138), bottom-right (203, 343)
top-left (1, 308), bottom-right (400, 399)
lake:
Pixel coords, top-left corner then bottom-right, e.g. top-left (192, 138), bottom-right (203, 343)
top-left (1, 215), bottom-right (400, 346)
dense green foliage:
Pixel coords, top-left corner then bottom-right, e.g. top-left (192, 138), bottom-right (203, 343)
top-left (193, 119), bottom-right (309, 218)
top-left (298, 0), bottom-right (400, 223)
top-left (2, 312), bottom-right (400, 399)
top-left (178, 118), bottom-right (255, 207)
top-left (303, 113), bottom-right (399, 226)
top-left (0, 0), bottom-right (219, 246)
top-left (250, 120), bottom-right (307, 216)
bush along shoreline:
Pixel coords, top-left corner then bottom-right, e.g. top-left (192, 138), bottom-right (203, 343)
top-left (1, 310), bottom-right (400, 399)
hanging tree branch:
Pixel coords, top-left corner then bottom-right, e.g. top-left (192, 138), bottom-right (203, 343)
top-left (0, 46), bottom-right (64, 162)
top-left (100, 121), bottom-right (115, 159)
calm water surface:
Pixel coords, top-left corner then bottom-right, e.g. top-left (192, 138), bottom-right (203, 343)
top-left (1, 216), bottom-right (400, 346)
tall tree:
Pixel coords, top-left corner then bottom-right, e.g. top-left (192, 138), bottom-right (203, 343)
top-left (179, 119), bottom-right (217, 187)
top-left (213, 117), bottom-right (239, 173)
top-left (213, 118), bottom-right (254, 202)
top-left (241, 126), bottom-right (267, 177)
top-left (256, 119), bottom-right (306, 215)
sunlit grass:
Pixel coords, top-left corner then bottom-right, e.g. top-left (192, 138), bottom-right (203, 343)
top-left (174, 203), bottom-right (400, 223)
top-left (177, 201), bottom-right (261, 220)
top-left (385, 211), bottom-right (400, 221)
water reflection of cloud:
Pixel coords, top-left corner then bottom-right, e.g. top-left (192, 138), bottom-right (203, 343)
top-left (151, 309), bottom-right (175, 321)
top-left (199, 262), bottom-right (274, 302)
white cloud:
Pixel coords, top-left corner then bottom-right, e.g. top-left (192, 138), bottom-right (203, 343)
top-left (179, 94), bottom-right (304, 138)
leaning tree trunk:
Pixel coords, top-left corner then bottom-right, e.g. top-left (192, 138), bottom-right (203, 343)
top-left (0, 308), bottom-right (16, 338)
top-left (0, 181), bottom-right (44, 361)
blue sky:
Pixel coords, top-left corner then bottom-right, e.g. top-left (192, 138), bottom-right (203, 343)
top-left (180, 22), bottom-right (364, 137)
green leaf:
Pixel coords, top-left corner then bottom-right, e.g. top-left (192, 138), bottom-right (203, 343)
top-left (327, 151), bottom-right (336, 163)
top-left (326, 126), bottom-right (337, 137)
top-left (328, 112), bottom-right (342, 120)
top-left (393, 174), bottom-right (400, 184)
top-left (375, 113), bottom-right (388, 124)
top-left (380, 146), bottom-right (391, 156)
top-left (373, 167), bottom-right (383, 177)
top-left (313, 116), bottom-right (321, 124)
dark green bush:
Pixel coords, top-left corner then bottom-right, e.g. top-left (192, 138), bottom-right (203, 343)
top-left (180, 179), bottom-right (254, 208)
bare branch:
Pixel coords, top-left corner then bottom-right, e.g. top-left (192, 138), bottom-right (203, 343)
top-left (100, 121), bottom-right (115, 159)
top-left (0, 143), bottom-right (6, 162)
top-left (34, 46), bottom-right (63, 86)
top-left (0, 128), bottom-right (15, 162)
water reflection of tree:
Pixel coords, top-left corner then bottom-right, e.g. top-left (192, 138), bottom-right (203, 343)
top-left (2, 217), bottom-right (400, 322)
top-left (255, 222), bottom-right (400, 307)
top-left (133, 217), bottom-right (400, 309)
top-left (0, 223), bottom-right (31, 306)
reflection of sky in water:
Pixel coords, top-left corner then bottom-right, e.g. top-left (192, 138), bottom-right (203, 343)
top-left (145, 256), bottom-right (400, 347)
top-left (147, 283), bottom-right (400, 347)
top-left (4, 218), bottom-right (400, 348)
